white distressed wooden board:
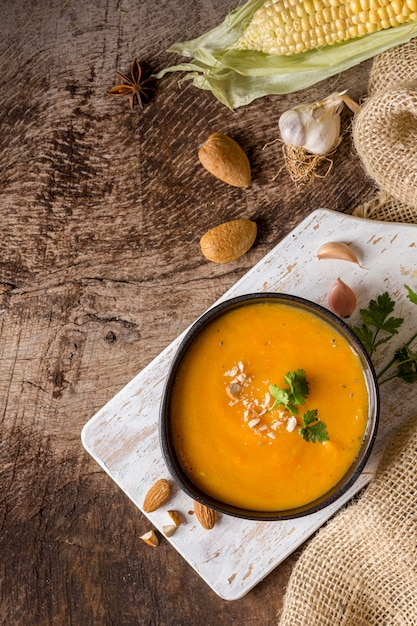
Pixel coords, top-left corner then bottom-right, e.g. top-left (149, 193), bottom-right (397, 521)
top-left (82, 209), bottom-right (417, 600)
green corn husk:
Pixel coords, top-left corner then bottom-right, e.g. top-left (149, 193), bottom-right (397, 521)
top-left (156, 0), bottom-right (417, 109)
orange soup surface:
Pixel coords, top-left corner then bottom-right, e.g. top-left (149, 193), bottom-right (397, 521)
top-left (170, 302), bottom-right (369, 511)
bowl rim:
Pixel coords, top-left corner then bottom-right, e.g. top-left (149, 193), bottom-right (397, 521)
top-left (159, 292), bottom-right (380, 521)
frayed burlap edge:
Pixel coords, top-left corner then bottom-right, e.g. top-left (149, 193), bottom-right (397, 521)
top-left (352, 191), bottom-right (417, 223)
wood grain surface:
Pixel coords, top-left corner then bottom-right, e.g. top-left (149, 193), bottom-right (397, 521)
top-left (0, 0), bottom-right (377, 624)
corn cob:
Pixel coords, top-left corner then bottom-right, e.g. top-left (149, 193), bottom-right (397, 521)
top-left (237, 0), bottom-right (417, 55)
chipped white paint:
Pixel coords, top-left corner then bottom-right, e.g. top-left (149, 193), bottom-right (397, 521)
top-left (82, 209), bottom-right (417, 600)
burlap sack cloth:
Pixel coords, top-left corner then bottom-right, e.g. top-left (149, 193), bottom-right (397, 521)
top-left (352, 39), bottom-right (417, 223)
top-left (278, 43), bottom-right (417, 625)
top-left (278, 415), bottom-right (417, 625)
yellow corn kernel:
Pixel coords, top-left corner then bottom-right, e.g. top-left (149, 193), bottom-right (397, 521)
top-left (369, 8), bottom-right (380, 19)
top-left (407, 0), bottom-right (417, 9)
top-left (377, 5), bottom-right (389, 18)
top-left (295, 2), bottom-right (305, 16)
top-left (391, 0), bottom-right (403, 13)
top-left (301, 15), bottom-right (311, 29)
top-left (336, 17), bottom-right (347, 28)
top-left (322, 6), bottom-right (333, 20)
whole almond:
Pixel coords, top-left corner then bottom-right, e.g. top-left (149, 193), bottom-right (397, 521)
top-left (194, 501), bottom-right (218, 530)
top-left (198, 132), bottom-right (251, 188)
top-left (200, 218), bottom-right (257, 263)
top-left (143, 478), bottom-right (171, 513)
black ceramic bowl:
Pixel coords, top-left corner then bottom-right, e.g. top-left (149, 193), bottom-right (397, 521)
top-left (159, 293), bottom-right (380, 521)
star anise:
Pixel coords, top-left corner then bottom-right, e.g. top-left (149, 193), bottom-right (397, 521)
top-left (107, 58), bottom-right (153, 110)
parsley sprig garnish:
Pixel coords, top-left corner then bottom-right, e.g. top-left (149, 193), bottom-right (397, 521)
top-left (299, 409), bottom-right (329, 443)
top-left (269, 369), bottom-right (309, 415)
top-left (351, 284), bottom-right (417, 385)
top-left (351, 292), bottom-right (404, 355)
top-left (269, 370), bottom-right (329, 444)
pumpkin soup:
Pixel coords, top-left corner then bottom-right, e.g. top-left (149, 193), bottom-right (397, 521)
top-left (169, 301), bottom-right (369, 511)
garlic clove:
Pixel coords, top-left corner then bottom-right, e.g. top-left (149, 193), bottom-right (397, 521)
top-left (317, 242), bottom-right (362, 267)
top-left (327, 278), bottom-right (357, 318)
top-left (278, 108), bottom-right (309, 148)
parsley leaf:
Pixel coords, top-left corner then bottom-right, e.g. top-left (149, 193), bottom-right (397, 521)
top-left (394, 346), bottom-right (417, 383)
top-left (351, 291), bottom-right (404, 355)
top-left (299, 410), bottom-right (329, 443)
top-left (284, 369), bottom-right (310, 408)
top-left (405, 284), bottom-right (417, 305)
top-left (268, 384), bottom-right (292, 412)
top-left (269, 369), bottom-right (309, 415)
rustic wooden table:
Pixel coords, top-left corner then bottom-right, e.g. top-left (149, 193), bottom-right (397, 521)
top-left (1, 0), bottom-right (377, 623)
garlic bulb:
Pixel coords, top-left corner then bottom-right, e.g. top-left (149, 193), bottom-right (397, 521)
top-left (279, 92), bottom-right (359, 156)
top-left (327, 278), bottom-right (357, 318)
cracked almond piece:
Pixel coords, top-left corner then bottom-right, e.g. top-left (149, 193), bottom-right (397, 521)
top-left (140, 529), bottom-right (159, 546)
top-left (167, 510), bottom-right (182, 527)
top-left (143, 478), bottom-right (171, 512)
top-left (162, 524), bottom-right (178, 537)
top-left (194, 501), bottom-right (218, 530)
top-left (226, 382), bottom-right (242, 400)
